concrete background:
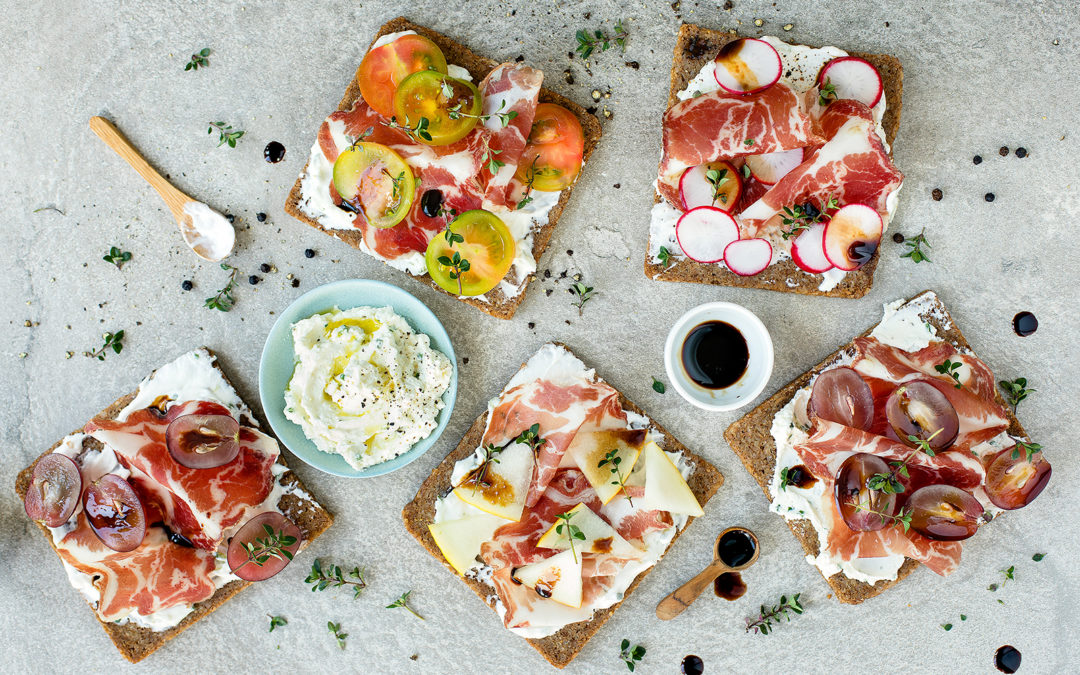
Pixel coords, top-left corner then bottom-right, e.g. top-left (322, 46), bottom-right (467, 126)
top-left (1, 1), bottom-right (1077, 673)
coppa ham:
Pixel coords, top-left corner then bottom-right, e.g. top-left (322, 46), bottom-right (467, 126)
top-left (56, 513), bottom-right (217, 622)
top-left (85, 400), bottom-right (279, 550)
top-left (658, 83), bottom-right (822, 208)
top-left (738, 100), bottom-right (903, 238)
top-left (478, 63), bottom-right (543, 210)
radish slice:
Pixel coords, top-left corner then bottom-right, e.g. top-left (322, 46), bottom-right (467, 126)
top-left (723, 238), bottom-right (772, 276)
top-left (823, 204), bottom-right (883, 271)
top-left (744, 148), bottom-right (804, 186)
top-left (791, 223), bottom-right (833, 273)
top-left (818, 57), bottom-right (883, 108)
top-left (713, 38), bottom-right (782, 95)
top-left (679, 161), bottom-right (742, 212)
top-left (675, 207), bottom-right (740, 263)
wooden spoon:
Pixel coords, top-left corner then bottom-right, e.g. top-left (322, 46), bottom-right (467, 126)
top-left (656, 527), bottom-right (760, 620)
top-left (89, 116), bottom-right (234, 261)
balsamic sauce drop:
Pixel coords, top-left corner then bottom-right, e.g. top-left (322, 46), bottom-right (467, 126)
top-left (995, 645), bottom-right (1021, 673)
top-left (421, 189), bottom-right (444, 218)
top-left (717, 528), bottom-right (757, 567)
top-left (785, 464), bottom-right (818, 489)
top-left (848, 239), bottom-right (879, 267)
top-left (1012, 312), bottom-right (1038, 337)
top-left (713, 571), bottom-right (747, 600)
top-left (681, 321), bottom-right (749, 389)
top-left (263, 141), bottom-right (286, 163)
top-left (681, 654), bottom-right (704, 675)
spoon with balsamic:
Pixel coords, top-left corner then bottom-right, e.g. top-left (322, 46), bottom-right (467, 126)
top-left (656, 527), bottom-right (759, 620)
top-left (89, 116), bottom-right (235, 261)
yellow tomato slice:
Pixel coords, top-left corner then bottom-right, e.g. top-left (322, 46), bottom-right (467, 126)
top-left (356, 34), bottom-right (448, 118)
top-left (393, 71), bottom-right (481, 146)
top-left (425, 210), bottom-right (515, 296)
top-left (514, 103), bottom-right (585, 192)
top-left (332, 142), bottom-right (416, 229)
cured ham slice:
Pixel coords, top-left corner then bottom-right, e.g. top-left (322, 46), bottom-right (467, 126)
top-left (738, 100), bottom-right (903, 238)
top-left (56, 513), bottom-right (217, 622)
top-left (599, 486), bottom-right (675, 542)
top-left (657, 84), bottom-right (822, 208)
top-left (478, 63), bottom-right (543, 210)
top-left (85, 400), bottom-right (279, 550)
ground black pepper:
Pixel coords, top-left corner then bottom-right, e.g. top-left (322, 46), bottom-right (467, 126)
top-left (932, 188), bottom-right (943, 201)
top-left (999, 146), bottom-right (1009, 156)
top-left (256, 212), bottom-right (267, 222)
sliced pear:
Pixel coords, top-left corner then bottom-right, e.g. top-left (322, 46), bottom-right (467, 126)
top-left (567, 428), bottom-right (648, 504)
top-left (428, 515), bottom-right (505, 576)
top-left (642, 441), bottom-right (704, 517)
top-left (453, 443), bottom-right (533, 521)
top-left (536, 503), bottom-right (642, 557)
top-left (512, 549), bottom-right (583, 608)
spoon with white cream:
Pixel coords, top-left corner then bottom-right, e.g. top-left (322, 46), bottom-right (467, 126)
top-left (89, 116), bottom-right (235, 261)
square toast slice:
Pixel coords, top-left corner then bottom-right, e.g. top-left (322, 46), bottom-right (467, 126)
top-left (723, 291), bottom-right (1028, 603)
top-left (645, 23), bottom-right (904, 298)
top-left (13, 348), bottom-right (333, 663)
top-left (402, 342), bottom-right (724, 668)
top-left (284, 17), bottom-right (602, 320)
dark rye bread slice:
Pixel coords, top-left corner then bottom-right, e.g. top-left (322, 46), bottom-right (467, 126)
top-left (723, 291), bottom-right (1028, 603)
top-left (645, 23), bottom-right (904, 298)
top-left (13, 348), bottom-right (333, 663)
top-left (284, 17), bottom-right (602, 320)
top-left (402, 343), bottom-right (724, 668)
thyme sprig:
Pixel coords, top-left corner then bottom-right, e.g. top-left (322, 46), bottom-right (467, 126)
top-left (935, 358), bottom-right (963, 389)
top-left (305, 559), bottom-right (367, 598)
top-left (657, 246), bottom-right (673, 268)
top-left (205, 263), bottom-right (238, 311)
top-left (103, 246), bottom-right (132, 269)
top-left (207, 121), bottom-right (244, 148)
top-left (268, 614), bottom-right (287, 632)
top-left (383, 169), bottom-right (405, 204)
top-left (383, 115), bottom-right (432, 142)
top-left (184, 47), bottom-right (211, 71)
top-left (448, 98), bottom-right (518, 128)
top-left (901, 228), bottom-right (932, 263)
top-left (619, 639), bottom-right (646, 672)
top-left (781, 197), bottom-right (838, 240)
top-left (436, 250), bottom-right (470, 295)
top-left (327, 621), bottom-right (347, 650)
top-left (386, 590), bottom-right (424, 620)
top-left (554, 511), bottom-right (586, 563)
top-left (569, 281), bottom-right (595, 315)
top-left (599, 448), bottom-right (634, 506)
top-left (232, 525), bottom-right (296, 574)
top-left (845, 501), bottom-right (913, 532)
top-left (575, 20), bottom-right (628, 60)
top-left (987, 565), bottom-right (1015, 594)
top-left (998, 377), bottom-right (1034, 413)
top-left (778, 466), bottom-right (795, 491)
top-left (745, 593), bottom-right (804, 635)
top-left (818, 78), bottom-right (837, 106)
top-left (481, 145), bottom-right (505, 174)
top-left (85, 330), bottom-right (125, 361)
top-left (706, 167), bottom-right (732, 206)
top-left (516, 156), bottom-right (539, 210)
top-left (1012, 439), bottom-right (1042, 461)
top-left (867, 427), bottom-right (941, 495)
top-left (469, 443), bottom-right (504, 492)
top-left (515, 423), bottom-right (546, 455)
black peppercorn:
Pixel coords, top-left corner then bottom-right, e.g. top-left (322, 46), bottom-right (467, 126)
top-left (181, 280), bottom-right (193, 291)
top-left (985, 193), bottom-right (995, 202)
top-left (260, 263), bottom-right (271, 273)
top-left (973, 155), bottom-right (983, 165)
top-left (256, 212), bottom-right (267, 222)
top-left (248, 275), bottom-right (260, 285)
top-left (1015, 147), bottom-right (1028, 158)
top-left (304, 248), bottom-right (316, 258)
top-left (931, 188), bottom-right (943, 201)
top-left (892, 233), bottom-right (905, 244)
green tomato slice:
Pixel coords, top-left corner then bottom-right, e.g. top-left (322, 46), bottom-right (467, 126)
top-left (426, 210), bottom-right (515, 296)
top-left (332, 142), bottom-right (416, 228)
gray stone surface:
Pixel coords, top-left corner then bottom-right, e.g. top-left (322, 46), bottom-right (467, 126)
top-left (1, 1), bottom-right (1077, 673)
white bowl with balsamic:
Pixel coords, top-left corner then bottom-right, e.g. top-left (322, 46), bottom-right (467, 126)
top-left (664, 302), bottom-right (774, 412)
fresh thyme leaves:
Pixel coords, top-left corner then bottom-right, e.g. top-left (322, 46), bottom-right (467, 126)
top-left (706, 167), bottom-right (731, 206)
top-left (268, 614), bottom-right (287, 632)
top-left (1032, 552), bottom-right (1046, 562)
top-left (744, 138), bottom-right (756, 147)
top-left (236, 524), bottom-right (297, 570)
top-left (657, 246), bottom-right (672, 268)
top-left (575, 20), bottom-right (629, 60)
top-left (818, 78), bottom-right (838, 106)
top-left (599, 449), bottom-right (634, 506)
top-left (569, 281), bottom-right (596, 315)
top-left (327, 621), bottom-right (348, 649)
top-left (386, 590), bottom-right (424, 620)
top-left (1011, 439), bottom-right (1042, 461)
top-left (85, 330), bottom-right (125, 361)
top-left (305, 559), bottom-right (368, 598)
top-left (778, 466), bottom-right (795, 491)
top-left (998, 377), bottom-right (1034, 413)
top-left (205, 263), bottom-right (238, 311)
top-left (554, 511), bottom-right (586, 563)
top-left (935, 358), bottom-right (963, 389)
top-left (32, 205), bottom-right (65, 215)
top-left (846, 500), bottom-right (913, 532)
top-left (184, 47), bottom-right (211, 71)
top-left (436, 250), bottom-right (471, 295)
top-left (780, 197), bottom-right (838, 240)
top-left (103, 246), bottom-right (132, 269)
top-left (448, 98), bottom-right (518, 128)
top-left (516, 156), bottom-right (539, 210)
top-left (741, 164), bottom-right (752, 180)
top-left (652, 377), bottom-right (666, 394)
top-left (900, 228), bottom-right (932, 263)
top-left (471, 443), bottom-right (503, 491)
top-left (207, 121), bottom-right (244, 148)
top-left (515, 423), bottom-right (546, 455)
top-left (745, 593), bottom-right (803, 635)
top-left (383, 169), bottom-right (405, 203)
top-left (481, 145), bottom-right (505, 174)
top-left (619, 639), bottom-right (646, 672)
top-left (994, 565), bottom-right (1016, 591)
top-left (383, 115), bottom-right (432, 142)
top-left (348, 126), bottom-right (375, 149)
top-left (867, 427), bottom-right (941, 494)
top-left (941, 622), bottom-right (953, 631)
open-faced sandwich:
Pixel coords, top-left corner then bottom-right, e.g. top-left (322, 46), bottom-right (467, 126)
top-left (403, 343), bottom-right (724, 668)
top-left (646, 23), bottom-right (904, 297)
top-left (285, 17), bottom-right (601, 319)
top-left (725, 292), bottom-right (1051, 603)
top-left (15, 348), bottom-right (332, 662)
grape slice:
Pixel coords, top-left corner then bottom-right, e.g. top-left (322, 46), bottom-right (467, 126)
top-left (907, 484), bottom-right (983, 541)
top-left (84, 474), bottom-right (147, 552)
top-left (885, 381), bottom-right (959, 452)
top-left (984, 445), bottom-right (1051, 510)
top-left (166, 414), bottom-right (241, 469)
top-left (24, 453), bottom-right (83, 527)
top-left (834, 453), bottom-right (897, 532)
top-left (227, 512), bottom-right (302, 582)
top-left (809, 367), bottom-right (874, 431)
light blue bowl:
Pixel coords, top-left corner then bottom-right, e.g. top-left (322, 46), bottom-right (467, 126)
top-left (258, 279), bottom-right (457, 478)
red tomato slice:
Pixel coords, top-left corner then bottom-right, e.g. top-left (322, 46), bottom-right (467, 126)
top-left (515, 103), bottom-right (585, 192)
top-left (356, 34), bottom-right (448, 118)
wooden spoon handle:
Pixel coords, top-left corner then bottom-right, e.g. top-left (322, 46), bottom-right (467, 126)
top-left (89, 116), bottom-right (188, 214)
top-left (655, 562), bottom-right (727, 620)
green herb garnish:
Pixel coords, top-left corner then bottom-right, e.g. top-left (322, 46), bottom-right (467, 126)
top-left (204, 263), bottom-right (238, 311)
top-left (998, 377), bottom-right (1034, 413)
top-left (1033, 552), bottom-right (1046, 562)
top-left (657, 246), bottom-right (673, 268)
top-left (481, 145), bottom-right (505, 174)
top-left (575, 20), bottom-right (629, 60)
top-left (901, 228), bottom-right (932, 263)
top-left (515, 423), bottom-right (546, 455)
top-left (619, 639), bottom-right (646, 672)
top-left (383, 115), bottom-right (432, 142)
top-left (383, 169), bottom-right (405, 204)
top-left (207, 121), bottom-right (244, 148)
top-left (234, 524), bottom-right (296, 571)
top-left (569, 281), bottom-right (595, 315)
top-left (554, 511), bottom-right (586, 563)
top-left (386, 590), bottom-right (424, 620)
top-left (745, 593), bottom-right (803, 635)
top-left (705, 167), bottom-right (731, 205)
top-left (941, 623), bottom-right (953, 631)
top-left (867, 426), bottom-right (941, 495)
top-left (103, 246), bottom-right (132, 269)
top-left (305, 559), bottom-right (367, 599)
top-left (935, 358), bottom-right (963, 389)
top-left (516, 156), bottom-right (539, 210)
top-left (468, 443), bottom-right (504, 492)
top-left (817, 78), bottom-right (837, 106)
top-left (1011, 439), bottom-right (1041, 460)
top-left (844, 501), bottom-right (913, 532)
top-left (778, 466), bottom-right (794, 491)
top-left (185, 47), bottom-right (211, 71)
top-left (448, 97), bottom-right (518, 128)
top-left (744, 138), bottom-right (756, 147)
top-left (268, 614), bottom-right (287, 632)
top-left (327, 621), bottom-right (347, 649)
top-left (780, 197), bottom-right (838, 240)
top-left (652, 377), bottom-right (665, 394)
top-left (436, 250), bottom-right (471, 296)
top-left (599, 448), bottom-right (633, 506)
top-left (85, 330), bottom-right (125, 361)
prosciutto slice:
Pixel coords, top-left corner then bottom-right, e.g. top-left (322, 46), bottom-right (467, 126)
top-left (478, 63), bottom-right (543, 210)
top-left (85, 400), bottom-right (279, 550)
